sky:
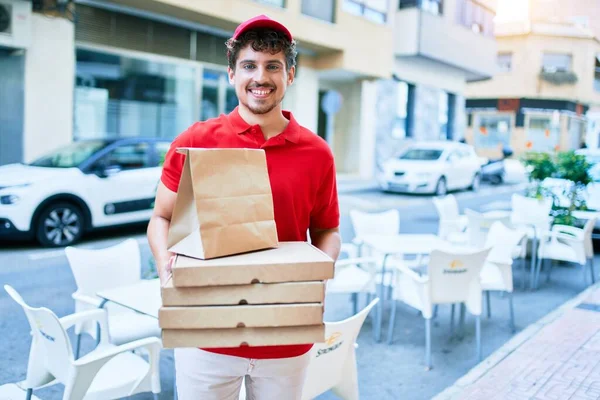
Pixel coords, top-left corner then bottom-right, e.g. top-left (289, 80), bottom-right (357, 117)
top-left (495, 0), bottom-right (530, 23)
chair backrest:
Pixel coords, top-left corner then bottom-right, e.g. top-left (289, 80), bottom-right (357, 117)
top-left (433, 194), bottom-right (460, 221)
top-left (511, 194), bottom-right (552, 228)
top-left (485, 221), bottom-right (526, 263)
top-left (466, 209), bottom-right (513, 248)
top-left (349, 209), bottom-right (400, 238)
top-left (427, 248), bottom-right (490, 315)
top-left (583, 218), bottom-right (597, 258)
top-left (301, 299), bottom-right (379, 400)
top-left (4, 285), bottom-right (73, 384)
top-left (65, 238), bottom-right (141, 298)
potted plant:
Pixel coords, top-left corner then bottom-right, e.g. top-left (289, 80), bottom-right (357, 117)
top-left (522, 151), bottom-right (557, 199)
top-left (553, 151), bottom-right (591, 226)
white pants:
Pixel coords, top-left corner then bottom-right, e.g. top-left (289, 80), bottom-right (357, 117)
top-left (174, 348), bottom-right (311, 400)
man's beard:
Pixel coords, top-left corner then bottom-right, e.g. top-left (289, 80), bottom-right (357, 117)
top-left (242, 93), bottom-right (285, 115)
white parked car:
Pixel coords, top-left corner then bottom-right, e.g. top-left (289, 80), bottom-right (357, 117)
top-left (378, 141), bottom-right (483, 196)
top-left (0, 138), bottom-right (170, 247)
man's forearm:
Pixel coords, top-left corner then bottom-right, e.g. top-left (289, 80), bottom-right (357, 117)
top-left (310, 229), bottom-right (341, 262)
top-left (147, 215), bottom-right (174, 279)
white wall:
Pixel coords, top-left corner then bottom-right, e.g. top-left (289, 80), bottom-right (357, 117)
top-left (283, 66), bottom-right (319, 133)
top-left (359, 80), bottom-right (377, 179)
top-left (23, 14), bottom-right (74, 162)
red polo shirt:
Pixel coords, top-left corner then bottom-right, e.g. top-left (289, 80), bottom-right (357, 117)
top-left (161, 107), bottom-right (340, 359)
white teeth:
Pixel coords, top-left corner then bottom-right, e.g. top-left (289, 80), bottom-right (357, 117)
top-left (251, 89), bottom-right (271, 95)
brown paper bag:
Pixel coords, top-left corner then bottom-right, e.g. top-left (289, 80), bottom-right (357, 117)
top-left (167, 148), bottom-right (278, 259)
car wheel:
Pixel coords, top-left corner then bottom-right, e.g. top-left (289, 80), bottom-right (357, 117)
top-left (435, 177), bottom-right (447, 196)
top-left (470, 173), bottom-right (481, 192)
top-left (36, 202), bottom-right (84, 247)
top-left (490, 174), bottom-right (503, 185)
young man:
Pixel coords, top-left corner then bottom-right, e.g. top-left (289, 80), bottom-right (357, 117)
top-left (147, 14), bottom-right (341, 400)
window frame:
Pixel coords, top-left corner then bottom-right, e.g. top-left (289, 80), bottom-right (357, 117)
top-left (344, 0), bottom-right (388, 23)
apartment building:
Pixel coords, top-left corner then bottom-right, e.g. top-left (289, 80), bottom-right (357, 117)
top-left (0, 0), bottom-right (394, 177)
top-left (0, 0), bottom-right (498, 178)
top-left (372, 0), bottom-right (497, 172)
top-left (465, 0), bottom-right (600, 158)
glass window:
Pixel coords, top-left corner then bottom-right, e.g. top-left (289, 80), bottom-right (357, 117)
top-left (594, 55), bottom-right (600, 92)
top-left (525, 114), bottom-right (560, 152)
top-left (439, 91), bottom-right (449, 140)
top-left (542, 53), bottom-right (572, 72)
top-left (455, 0), bottom-right (494, 37)
top-left (344, 0), bottom-right (388, 23)
top-left (201, 69), bottom-right (237, 121)
top-left (399, 149), bottom-right (443, 160)
top-left (497, 53), bottom-right (512, 72)
top-left (399, 0), bottom-right (419, 9)
top-left (74, 49), bottom-right (197, 140)
top-left (29, 141), bottom-right (108, 168)
top-left (252, 0), bottom-right (285, 7)
top-left (392, 81), bottom-right (409, 139)
top-left (422, 0), bottom-right (443, 15)
top-left (103, 142), bottom-right (152, 170)
top-left (303, 0), bottom-right (335, 22)
top-left (474, 114), bottom-right (512, 149)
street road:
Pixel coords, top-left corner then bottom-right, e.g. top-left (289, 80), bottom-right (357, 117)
top-left (1, 183), bottom-right (587, 399)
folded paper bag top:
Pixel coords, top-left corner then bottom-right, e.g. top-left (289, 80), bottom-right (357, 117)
top-left (167, 148), bottom-right (279, 260)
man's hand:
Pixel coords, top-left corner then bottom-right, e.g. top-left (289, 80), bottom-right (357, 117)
top-left (159, 255), bottom-right (176, 286)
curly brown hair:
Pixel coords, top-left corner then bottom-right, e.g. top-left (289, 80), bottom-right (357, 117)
top-left (225, 28), bottom-right (297, 71)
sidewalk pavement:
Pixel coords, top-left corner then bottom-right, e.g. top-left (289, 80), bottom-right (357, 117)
top-left (434, 282), bottom-right (600, 400)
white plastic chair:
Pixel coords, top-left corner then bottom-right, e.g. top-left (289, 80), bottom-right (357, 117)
top-left (481, 222), bottom-right (527, 332)
top-left (510, 194), bottom-right (553, 289)
top-left (300, 299), bottom-right (378, 400)
top-left (537, 218), bottom-right (597, 287)
top-left (465, 209), bottom-right (512, 248)
top-left (349, 209), bottom-right (400, 251)
top-left (4, 285), bottom-right (161, 400)
top-left (326, 257), bottom-right (378, 315)
top-left (65, 239), bottom-right (161, 355)
top-left (387, 248), bottom-right (490, 369)
top-left (432, 195), bottom-right (468, 243)
top-left (237, 300), bottom-right (379, 400)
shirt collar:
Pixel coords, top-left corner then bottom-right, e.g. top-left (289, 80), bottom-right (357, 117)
top-left (227, 106), bottom-right (300, 144)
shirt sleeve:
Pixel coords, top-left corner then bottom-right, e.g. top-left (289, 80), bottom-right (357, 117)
top-left (310, 160), bottom-right (340, 230)
top-left (160, 130), bottom-right (191, 192)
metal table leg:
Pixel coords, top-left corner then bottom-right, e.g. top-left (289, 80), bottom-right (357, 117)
top-left (376, 253), bottom-right (389, 343)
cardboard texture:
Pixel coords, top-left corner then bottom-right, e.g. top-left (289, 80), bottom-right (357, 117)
top-left (172, 242), bottom-right (334, 287)
top-left (167, 148), bottom-right (278, 260)
top-left (161, 325), bottom-right (325, 348)
top-left (161, 277), bottom-right (325, 306)
top-left (159, 303), bottom-right (323, 329)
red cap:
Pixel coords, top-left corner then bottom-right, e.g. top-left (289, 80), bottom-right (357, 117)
top-left (233, 14), bottom-right (293, 42)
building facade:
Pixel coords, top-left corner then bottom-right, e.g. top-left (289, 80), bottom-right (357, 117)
top-left (465, 0), bottom-right (600, 158)
top-left (0, 0), bottom-right (498, 179)
top-left (372, 0), bottom-right (498, 173)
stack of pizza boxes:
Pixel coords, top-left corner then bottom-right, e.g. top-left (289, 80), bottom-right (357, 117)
top-left (159, 148), bottom-right (334, 348)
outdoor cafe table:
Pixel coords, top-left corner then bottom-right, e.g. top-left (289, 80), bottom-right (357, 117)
top-left (360, 234), bottom-right (449, 342)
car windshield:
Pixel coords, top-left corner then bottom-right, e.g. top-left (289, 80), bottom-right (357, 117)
top-left (399, 149), bottom-right (443, 161)
top-left (29, 141), bottom-right (108, 168)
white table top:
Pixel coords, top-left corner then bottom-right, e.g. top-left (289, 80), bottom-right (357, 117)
top-left (97, 279), bottom-right (161, 319)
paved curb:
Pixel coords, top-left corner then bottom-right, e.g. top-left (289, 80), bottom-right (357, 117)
top-left (432, 281), bottom-right (600, 400)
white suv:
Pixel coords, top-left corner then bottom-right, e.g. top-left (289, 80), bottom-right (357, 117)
top-left (0, 138), bottom-right (171, 247)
